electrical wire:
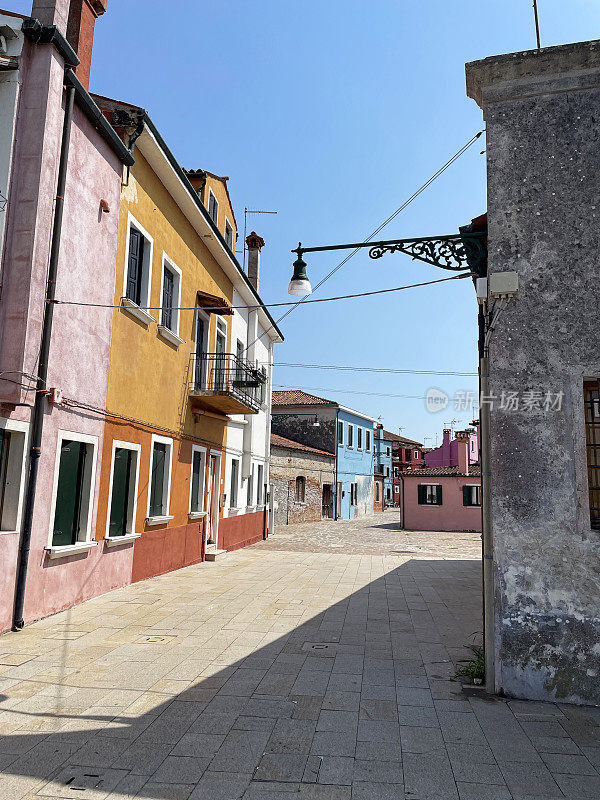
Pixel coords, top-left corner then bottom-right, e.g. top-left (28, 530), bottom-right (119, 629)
top-left (274, 384), bottom-right (479, 403)
top-left (52, 273), bottom-right (470, 313)
top-left (245, 128), bottom-right (485, 351)
top-left (264, 363), bottom-right (478, 377)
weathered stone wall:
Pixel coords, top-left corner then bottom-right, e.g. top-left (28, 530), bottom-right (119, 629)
top-left (271, 407), bottom-right (336, 454)
top-left (271, 446), bottom-right (335, 526)
top-left (467, 41), bottom-right (600, 704)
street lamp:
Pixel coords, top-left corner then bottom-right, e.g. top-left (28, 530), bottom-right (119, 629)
top-left (288, 250), bottom-right (312, 296)
top-left (288, 229), bottom-right (487, 295)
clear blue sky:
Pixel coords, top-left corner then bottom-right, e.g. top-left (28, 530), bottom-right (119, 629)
top-left (14, 0), bottom-right (600, 444)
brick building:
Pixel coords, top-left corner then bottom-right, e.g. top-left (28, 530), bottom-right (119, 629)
top-left (391, 434), bottom-right (424, 506)
top-left (270, 434), bottom-right (335, 526)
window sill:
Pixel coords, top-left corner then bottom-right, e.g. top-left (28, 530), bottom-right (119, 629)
top-left (157, 325), bottom-right (184, 347)
top-left (146, 515), bottom-right (174, 526)
top-left (188, 511), bottom-right (207, 520)
top-left (105, 532), bottom-right (142, 547)
top-left (120, 297), bottom-right (155, 326)
top-left (245, 506), bottom-right (256, 514)
top-left (45, 541), bottom-right (98, 559)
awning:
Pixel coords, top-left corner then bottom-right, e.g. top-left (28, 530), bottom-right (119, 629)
top-left (196, 290), bottom-right (233, 315)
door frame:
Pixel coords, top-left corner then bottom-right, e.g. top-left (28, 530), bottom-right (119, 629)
top-left (207, 450), bottom-right (222, 549)
top-left (105, 440), bottom-right (141, 539)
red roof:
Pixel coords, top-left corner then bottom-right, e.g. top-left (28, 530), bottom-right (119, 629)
top-left (402, 465), bottom-right (481, 478)
top-left (382, 430), bottom-right (423, 446)
top-left (270, 433), bottom-right (334, 457)
top-left (272, 390), bottom-right (336, 407)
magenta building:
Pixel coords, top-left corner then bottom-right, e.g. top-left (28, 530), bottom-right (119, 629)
top-left (424, 424), bottom-right (479, 469)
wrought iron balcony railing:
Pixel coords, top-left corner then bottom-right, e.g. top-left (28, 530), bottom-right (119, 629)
top-left (190, 352), bottom-right (266, 415)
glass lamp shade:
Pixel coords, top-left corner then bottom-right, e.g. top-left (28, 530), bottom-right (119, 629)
top-left (288, 279), bottom-right (312, 296)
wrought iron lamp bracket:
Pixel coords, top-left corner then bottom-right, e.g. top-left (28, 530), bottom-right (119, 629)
top-left (293, 232), bottom-right (487, 277)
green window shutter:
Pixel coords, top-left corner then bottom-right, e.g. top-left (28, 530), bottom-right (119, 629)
top-left (149, 443), bottom-right (166, 517)
top-left (109, 448), bottom-right (132, 536)
top-left (436, 485), bottom-right (443, 505)
top-left (418, 485), bottom-right (425, 505)
top-left (53, 440), bottom-right (87, 546)
top-left (463, 485), bottom-right (471, 506)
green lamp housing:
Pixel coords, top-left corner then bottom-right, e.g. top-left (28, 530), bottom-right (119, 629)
top-left (288, 250), bottom-right (312, 296)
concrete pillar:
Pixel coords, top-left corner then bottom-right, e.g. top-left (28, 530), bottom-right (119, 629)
top-left (466, 40), bottom-right (600, 704)
top-left (246, 231), bottom-right (264, 292)
top-left (31, 0), bottom-right (71, 34)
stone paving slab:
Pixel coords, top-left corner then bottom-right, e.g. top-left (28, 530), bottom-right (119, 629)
top-left (0, 511), bottom-right (598, 799)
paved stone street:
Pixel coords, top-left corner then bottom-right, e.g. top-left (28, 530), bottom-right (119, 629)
top-left (0, 512), bottom-right (599, 800)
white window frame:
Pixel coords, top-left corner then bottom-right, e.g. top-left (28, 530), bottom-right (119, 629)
top-left (147, 434), bottom-right (174, 524)
top-left (347, 424), bottom-right (354, 449)
top-left (357, 427), bottom-right (363, 450)
top-left (208, 188), bottom-right (219, 225)
top-left (105, 440), bottom-right (142, 545)
top-left (158, 252), bottom-right (184, 345)
top-left (365, 429), bottom-right (371, 452)
top-left (414, 450), bottom-right (419, 459)
top-left (0, 418), bottom-right (29, 535)
top-left (121, 212), bottom-right (155, 326)
top-left (229, 457), bottom-right (240, 511)
top-left (224, 217), bottom-right (234, 250)
top-left (464, 483), bottom-right (482, 507)
top-left (337, 420), bottom-right (345, 447)
top-left (189, 444), bottom-right (207, 520)
top-left (386, 446), bottom-right (391, 457)
top-left (256, 463), bottom-right (264, 507)
top-left (46, 430), bottom-right (99, 558)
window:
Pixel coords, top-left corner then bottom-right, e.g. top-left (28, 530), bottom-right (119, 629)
top-left (365, 430), bottom-right (371, 451)
top-left (123, 215), bottom-right (153, 321)
top-left (214, 319), bottom-right (227, 390)
top-left (348, 425), bottom-right (354, 448)
top-left (148, 435), bottom-right (173, 521)
top-left (357, 428), bottom-right (363, 450)
top-left (208, 189), bottom-right (218, 224)
top-left (375, 482), bottom-right (380, 502)
top-left (386, 447), bottom-right (391, 457)
top-left (414, 450), bottom-right (419, 459)
top-left (418, 484), bottom-right (442, 505)
top-left (463, 485), bottom-right (481, 507)
top-left (247, 465), bottom-right (254, 507)
top-left (386, 488), bottom-right (392, 501)
top-left (230, 459), bottom-right (239, 508)
top-left (0, 420), bottom-right (28, 534)
top-left (386, 466), bottom-right (390, 478)
top-left (295, 476), bottom-right (306, 503)
top-left (394, 485), bottom-right (399, 494)
top-left (50, 432), bottom-right (97, 548)
top-left (337, 421), bottom-right (344, 446)
top-left (107, 441), bottom-right (140, 538)
top-left (159, 256), bottom-right (182, 340)
top-left (585, 380), bottom-right (600, 529)
top-left (190, 446), bottom-right (206, 514)
top-left (225, 219), bottom-right (234, 249)
top-left (257, 464), bottom-right (264, 506)
top-left (350, 482), bottom-right (358, 506)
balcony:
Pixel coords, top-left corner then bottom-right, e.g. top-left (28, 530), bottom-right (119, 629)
top-left (189, 352), bottom-right (265, 415)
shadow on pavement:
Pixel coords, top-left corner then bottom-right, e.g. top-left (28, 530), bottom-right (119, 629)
top-left (0, 556), bottom-right (489, 799)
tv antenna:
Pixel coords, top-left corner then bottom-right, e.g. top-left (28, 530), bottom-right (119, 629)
top-left (532, 0), bottom-right (541, 49)
top-left (243, 207), bottom-right (278, 269)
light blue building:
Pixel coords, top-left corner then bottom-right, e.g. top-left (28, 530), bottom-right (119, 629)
top-left (271, 390), bottom-right (376, 520)
top-left (374, 427), bottom-right (394, 506)
top-left (335, 407), bottom-right (377, 520)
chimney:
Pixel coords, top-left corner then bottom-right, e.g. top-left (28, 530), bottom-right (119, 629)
top-left (442, 428), bottom-right (451, 447)
top-left (455, 430), bottom-right (469, 476)
top-left (66, 0), bottom-right (108, 90)
top-left (31, 0), bottom-right (71, 32)
top-left (246, 231), bottom-right (265, 292)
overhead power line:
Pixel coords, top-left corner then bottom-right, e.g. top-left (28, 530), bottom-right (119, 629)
top-left (274, 384), bottom-right (480, 403)
top-left (269, 363), bottom-right (478, 377)
top-left (246, 128), bottom-right (485, 351)
top-left (52, 273), bottom-right (469, 312)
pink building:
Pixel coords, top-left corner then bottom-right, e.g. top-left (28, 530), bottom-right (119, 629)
top-left (401, 432), bottom-right (482, 532)
top-left (0, 0), bottom-right (134, 632)
top-left (424, 422), bottom-right (479, 468)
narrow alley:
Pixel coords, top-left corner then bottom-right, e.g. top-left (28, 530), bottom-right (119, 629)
top-left (0, 515), bottom-right (599, 799)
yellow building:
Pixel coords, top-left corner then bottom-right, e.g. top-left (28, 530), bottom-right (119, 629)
top-left (92, 95), bottom-right (283, 581)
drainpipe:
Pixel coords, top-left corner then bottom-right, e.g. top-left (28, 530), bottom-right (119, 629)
top-left (400, 474), bottom-right (405, 529)
top-left (12, 79), bottom-right (76, 630)
top-left (479, 304), bottom-right (495, 694)
top-left (334, 409), bottom-right (339, 520)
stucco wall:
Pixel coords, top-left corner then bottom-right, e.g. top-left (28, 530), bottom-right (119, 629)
top-left (271, 446), bottom-right (335, 525)
top-left (467, 41), bottom-right (600, 703)
top-left (402, 476), bottom-right (482, 533)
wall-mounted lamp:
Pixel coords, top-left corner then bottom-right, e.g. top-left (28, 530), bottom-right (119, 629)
top-left (100, 199), bottom-right (110, 214)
